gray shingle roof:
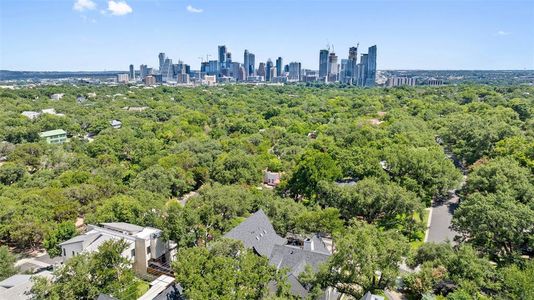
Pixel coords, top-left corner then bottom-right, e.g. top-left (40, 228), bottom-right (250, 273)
top-left (269, 244), bottom-right (330, 277)
top-left (223, 209), bottom-right (286, 257)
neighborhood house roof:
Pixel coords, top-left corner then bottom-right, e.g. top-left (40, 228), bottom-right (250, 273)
top-left (223, 209), bottom-right (286, 257)
top-left (39, 129), bottom-right (66, 138)
top-left (224, 210), bottom-right (337, 299)
top-left (101, 222), bottom-right (144, 234)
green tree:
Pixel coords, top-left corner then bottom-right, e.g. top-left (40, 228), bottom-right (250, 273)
top-left (317, 178), bottom-right (422, 229)
top-left (318, 222), bottom-right (409, 298)
top-left (212, 150), bottom-right (261, 185)
top-left (463, 157), bottom-right (533, 204)
top-left (172, 238), bottom-right (278, 299)
top-left (0, 245), bottom-right (17, 280)
top-left (499, 260), bottom-right (534, 299)
top-left (0, 162), bottom-right (26, 185)
top-left (43, 221), bottom-right (77, 257)
top-left (287, 149), bottom-right (342, 199)
top-left (31, 240), bottom-right (141, 300)
top-left (452, 193), bottom-right (534, 263)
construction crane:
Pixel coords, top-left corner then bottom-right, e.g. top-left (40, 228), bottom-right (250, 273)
top-left (197, 54), bottom-right (212, 63)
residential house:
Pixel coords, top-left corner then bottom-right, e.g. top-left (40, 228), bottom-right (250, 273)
top-left (0, 271), bottom-right (53, 300)
top-left (76, 95), bottom-right (87, 103)
top-left (59, 222), bottom-right (175, 276)
top-left (21, 111), bottom-right (41, 120)
top-left (263, 171), bottom-right (281, 187)
top-left (39, 129), bottom-right (67, 144)
top-left (138, 275), bottom-right (185, 300)
top-left (110, 120), bottom-right (122, 129)
top-left (49, 93), bottom-right (64, 100)
top-left (224, 210), bottom-right (339, 299)
top-left (122, 106), bottom-right (149, 112)
top-left (41, 108), bottom-right (65, 117)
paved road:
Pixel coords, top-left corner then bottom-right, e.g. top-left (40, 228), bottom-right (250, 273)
top-left (425, 192), bottom-right (460, 243)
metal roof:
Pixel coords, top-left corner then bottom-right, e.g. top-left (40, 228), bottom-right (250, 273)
top-left (39, 129), bottom-right (66, 137)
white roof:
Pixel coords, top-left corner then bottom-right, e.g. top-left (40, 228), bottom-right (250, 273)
top-left (138, 275), bottom-right (175, 300)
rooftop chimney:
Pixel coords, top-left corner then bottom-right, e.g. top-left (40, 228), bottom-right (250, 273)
top-left (303, 238), bottom-right (314, 252)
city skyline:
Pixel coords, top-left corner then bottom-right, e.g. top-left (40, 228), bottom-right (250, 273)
top-left (1, 0), bottom-right (533, 71)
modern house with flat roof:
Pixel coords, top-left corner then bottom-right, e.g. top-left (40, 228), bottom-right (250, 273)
top-left (39, 129), bottom-right (67, 144)
top-left (59, 222), bottom-right (175, 276)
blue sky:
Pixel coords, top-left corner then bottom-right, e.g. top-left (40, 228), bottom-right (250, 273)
top-left (1, 0), bottom-right (533, 71)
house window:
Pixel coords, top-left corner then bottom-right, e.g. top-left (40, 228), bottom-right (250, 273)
top-left (72, 251), bottom-right (76, 256)
top-left (131, 249), bottom-right (135, 257)
top-left (147, 246), bottom-right (151, 255)
top-left (62, 248), bottom-right (66, 256)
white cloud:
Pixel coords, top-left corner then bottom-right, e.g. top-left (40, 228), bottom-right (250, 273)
top-left (108, 1), bottom-right (133, 16)
top-left (496, 30), bottom-right (510, 36)
top-left (73, 0), bottom-right (96, 11)
top-left (186, 5), bottom-right (203, 13)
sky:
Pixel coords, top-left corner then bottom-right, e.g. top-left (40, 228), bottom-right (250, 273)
top-left (0, 0), bottom-right (533, 71)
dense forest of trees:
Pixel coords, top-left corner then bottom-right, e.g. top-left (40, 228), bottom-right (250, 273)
top-left (0, 84), bottom-right (532, 299)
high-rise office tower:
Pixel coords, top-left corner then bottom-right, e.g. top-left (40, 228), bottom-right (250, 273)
top-left (270, 67), bottom-right (277, 81)
top-left (276, 57), bottom-right (283, 77)
top-left (365, 45), bottom-right (377, 87)
top-left (319, 49), bottom-right (329, 80)
top-left (288, 62), bottom-right (301, 82)
top-left (161, 58), bottom-right (173, 81)
top-left (327, 52), bottom-right (338, 82)
top-left (243, 50), bottom-right (255, 77)
top-left (218, 45), bottom-right (227, 73)
top-left (230, 62), bottom-right (240, 79)
top-left (226, 52), bottom-right (232, 65)
top-left (284, 64), bottom-right (289, 73)
top-left (158, 53), bottom-right (166, 72)
top-left (340, 59), bottom-right (349, 83)
top-left (257, 62), bottom-right (266, 79)
top-left (238, 66), bottom-right (246, 81)
top-left (358, 53), bottom-right (368, 86)
top-left (140, 64), bottom-right (148, 79)
top-left (348, 46), bottom-right (358, 84)
top-left (266, 59), bottom-right (273, 81)
top-left (129, 64), bottom-right (135, 81)
top-left (248, 52), bottom-right (255, 76)
top-left (244, 50), bottom-right (249, 77)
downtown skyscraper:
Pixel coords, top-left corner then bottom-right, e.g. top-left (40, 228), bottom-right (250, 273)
top-left (319, 49), bottom-right (329, 81)
top-left (243, 49), bottom-right (255, 78)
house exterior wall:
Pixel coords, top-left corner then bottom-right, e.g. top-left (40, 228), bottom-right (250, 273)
top-left (61, 242), bottom-right (84, 262)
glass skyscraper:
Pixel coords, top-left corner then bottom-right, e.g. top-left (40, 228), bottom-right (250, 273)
top-left (365, 45), bottom-right (377, 87)
top-left (276, 57), bottom-right (283, 77)
top-left (319, 49), bottom-right (329, 80)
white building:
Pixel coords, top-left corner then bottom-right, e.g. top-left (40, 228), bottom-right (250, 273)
top-left (386, 76), bottom-right (416, 87)
top-left (116, 73), bottom-right (129, 84)
top-left (203, 75), bottom-right (217, 86)
top-left (41, 108), bottom-right (65, 117)
top-left (59, 222), bottom-right (174, 276)
top-left (49, 93), bottom-right (64, 100)
top-left (110, 120), bottom-right (122, 129)
top-left (21, 111), bottom-right (41, 120)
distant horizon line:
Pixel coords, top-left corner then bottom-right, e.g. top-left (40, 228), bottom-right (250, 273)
top-left (2, 69), bottom-right (533, 73)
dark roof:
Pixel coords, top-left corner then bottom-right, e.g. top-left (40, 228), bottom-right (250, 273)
top-left (269, 244), bottom-right (330, 277)
top-left (153, 283), bottom-right (185, 300)
top-left (96, 294), bottom-right (118, 300)
top-left (223, 209), bottom-right (286, 257)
